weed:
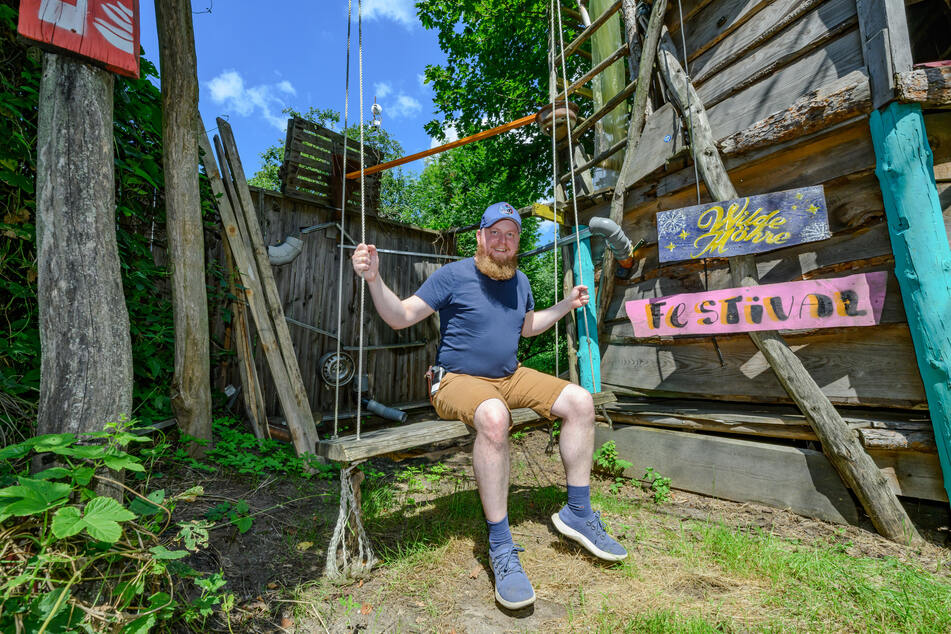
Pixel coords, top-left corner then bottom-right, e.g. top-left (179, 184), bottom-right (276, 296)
top-left (204, 499), bottom-right (254, 534)
top-left (593, 440), bottom-right (633, 494)
top-left (643, 467), bottom-right (671, 504)
top-left (0, 423), bottom-right (230, 632)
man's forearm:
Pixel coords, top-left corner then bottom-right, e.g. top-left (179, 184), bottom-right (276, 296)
top-left (365, 276), bottom-right (413, 330)
top-left (525, 297), bottom-right (575, 336)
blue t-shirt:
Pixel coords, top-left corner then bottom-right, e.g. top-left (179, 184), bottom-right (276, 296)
top-left (415, 258), bottom-right (534, 378)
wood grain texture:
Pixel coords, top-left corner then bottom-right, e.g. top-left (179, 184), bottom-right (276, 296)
top-left (36, 54), bottom-right (133, 439)
top-left (597, 424), bottom-right (861, 523)
top-left (896, 66), bottom-right (951, 108)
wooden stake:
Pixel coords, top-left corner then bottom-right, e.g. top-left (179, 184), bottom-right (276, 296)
top-left (654, 28), bottom-right (921, 545)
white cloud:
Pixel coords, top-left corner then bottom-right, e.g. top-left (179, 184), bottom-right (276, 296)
top-left (389, 94), bottom-right (421, 118)
top-left (361, 0), bottom-right (415, 26)
top-left (417, 73), bottom-right (428, 90)
top-left (430, 123), bottom-right (458, 149)
top-left (374, 81), bottom-right (392, 99)
top-left (206, 69), bottom-right (295, 131)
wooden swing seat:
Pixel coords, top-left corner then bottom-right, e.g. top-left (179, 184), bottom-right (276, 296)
top-left (316, 391), bottom-right (617, 462)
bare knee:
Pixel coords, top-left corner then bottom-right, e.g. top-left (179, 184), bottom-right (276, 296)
top-left (473, 399), bottom-right (510, 446)
top-left (553, 384), bottom-right (594, 423)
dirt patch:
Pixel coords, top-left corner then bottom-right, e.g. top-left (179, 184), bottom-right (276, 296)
top-left (163, 428), bottom-right (951, 632)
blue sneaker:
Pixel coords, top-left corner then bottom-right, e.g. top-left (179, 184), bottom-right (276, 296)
top-left (552, 505), bottom-right (627, 561)
top-left (489, 543), bottom-right (535, 609)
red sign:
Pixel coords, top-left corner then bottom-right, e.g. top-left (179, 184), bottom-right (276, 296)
top-left (18, 1), bottom-right (140, 78)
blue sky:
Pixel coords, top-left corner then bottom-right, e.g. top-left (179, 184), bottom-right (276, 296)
top-left (138, 0), bottom-right (447, 178)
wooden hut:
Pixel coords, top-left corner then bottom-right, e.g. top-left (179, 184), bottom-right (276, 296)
top-left (556, 0), bottom-right (951, 524)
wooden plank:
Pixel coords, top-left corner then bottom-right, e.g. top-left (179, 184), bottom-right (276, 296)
top-left (216, 119), bottom-right (320, 455)
top-left (622, 102), bottom-right (686, 186)
top-left (717, 70), bottom-right (872, 157)
top-left (600, 324), bottom-right (926, 408)
top-left (554, 0), bottom-right (623, 67)
top-left (691, 0), bottom-right (827, 85)
top-left (319, 392), bottom-right (617, 462)
top-left (564, 42), bottom-right (629, 98)
top-left (896, 66), bottom-right (951, 108)
top-left (601, 398), bottom-right (936, 450)
top-left (856, 0), bottom-right (914, 108)
top-left (596, 424), bottom-right (861, 523)
top-left (867, 449), bottom-right (948, 501)
top-left (680, 0), bottom-right (773, 62)
top-left (696, 0), bottom-right (859, 109)
top-left (705, 30), bottom-right (866, 141)
top-left (567, 78), bottom-right (638, 144)
top-left (317, 419), bottom-right (471, 462)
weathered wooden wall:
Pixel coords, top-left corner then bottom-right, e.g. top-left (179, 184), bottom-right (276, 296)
top-left (250, 188), bottom-right (453, 421)
top-left (583, 0), bottom-right (951, 411)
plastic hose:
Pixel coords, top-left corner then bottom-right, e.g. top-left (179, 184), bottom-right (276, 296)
top-left (362, 398), bottom-right (408, 423)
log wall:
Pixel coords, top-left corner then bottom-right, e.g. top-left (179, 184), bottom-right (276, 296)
top-left (583, 0), bottom-right (951, 411)
top-left (250, 188), bottom-right (453, 420)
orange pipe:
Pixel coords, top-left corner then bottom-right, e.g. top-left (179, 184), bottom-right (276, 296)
top-left (346, 113), bottom-right (537, 180)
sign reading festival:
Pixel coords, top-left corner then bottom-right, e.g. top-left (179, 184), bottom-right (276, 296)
top-left (625, 272), bottom-right (887, 338)
top-left (656, 185), bottom-right (831, 263)
top-left (18, 0), bottom-right (140, 78)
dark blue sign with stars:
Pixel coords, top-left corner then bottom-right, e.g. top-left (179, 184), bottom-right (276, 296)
top-left (656, 185), bottom-right (831, 263)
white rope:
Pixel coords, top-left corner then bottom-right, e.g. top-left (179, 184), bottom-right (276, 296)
top-left (355, 0), bottom-right (367, 440)
top-left (555, 1), bottom-right (598, 389)
top-left (333, 0), bottom-right (354, 439)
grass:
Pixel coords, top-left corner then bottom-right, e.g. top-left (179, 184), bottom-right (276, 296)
top-left (289, 436), bottom-right (951, 632)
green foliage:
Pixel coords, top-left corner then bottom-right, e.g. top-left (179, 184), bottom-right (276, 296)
top-left (0, 3), bottom-right (229, 437)
top-left (643, 466), bottom-right (671, 504)
top-left (593, 440), bottom-right (634, 495)
top-left (178, 416), bottom-right (335, 480)
top-left (204, 499), bottom-right (253, 534)
top-left (0, 424), bottom-right (233, 632)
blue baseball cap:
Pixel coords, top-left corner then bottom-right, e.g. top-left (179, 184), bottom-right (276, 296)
top-left (480, 202), bottom-right (521, 231)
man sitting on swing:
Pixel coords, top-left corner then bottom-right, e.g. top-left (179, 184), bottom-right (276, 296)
top-left (351, 202), bottom-right (626, 610)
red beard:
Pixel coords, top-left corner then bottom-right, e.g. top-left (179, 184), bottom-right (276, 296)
top-left (475, 242), bottom-right (518, 280)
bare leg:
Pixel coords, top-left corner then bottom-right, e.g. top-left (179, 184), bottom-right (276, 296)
top-left (550, 385), bottom-right (595, 486)
top-left (471, 398), bottom-right (511, 523)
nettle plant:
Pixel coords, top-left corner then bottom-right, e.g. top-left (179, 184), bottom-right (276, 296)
top-left (0, 423), bottom-right (233, 633)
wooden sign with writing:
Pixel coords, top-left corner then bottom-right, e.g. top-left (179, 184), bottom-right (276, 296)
top-left (656, 185), bottom-right (830, 263)
top-left (18, 0), bottom-right (140, 78)
top-left (625, 272), bottom-right (886, 337)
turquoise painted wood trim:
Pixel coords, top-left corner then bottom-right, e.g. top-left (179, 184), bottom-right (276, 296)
top-left (571, 229), bottom-right (601, 393)
top-left (870, 102), bottom-right (951, 504)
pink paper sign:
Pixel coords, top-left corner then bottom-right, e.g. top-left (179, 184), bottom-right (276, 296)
top-left (625, 272), bottom-right (887, 337)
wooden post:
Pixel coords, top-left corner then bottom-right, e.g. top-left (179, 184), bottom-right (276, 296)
top-left (572, 232), bottom-right (602, 393)
top-left (654, 29), bottom-right (921, 544)
top-left (155, 0), bottom-right (212, 453)
top-left (35, 53), bottom-right (133, 442)
top-left (869, 103), bottom-right (951, 503)
top-left (596, 0), bottom-right (667, 327)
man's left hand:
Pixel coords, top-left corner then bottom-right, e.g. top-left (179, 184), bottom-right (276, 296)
top-left (569, 285), bottom-right (589, 309)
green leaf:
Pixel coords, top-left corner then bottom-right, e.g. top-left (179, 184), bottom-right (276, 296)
top-left (72, 467), bottom-right (95, 486)
top-left (51, 506), bottom-right (85, 539)
top-left (81, 496), bottom-right (136, 543)
top-left (0, 478), bottom-right (71, 518)
top-left (121, 613), bottom-right (156, 634)
top-left (33, 467), bottom-right (72, 481)
top-left (0, 441), bottom-right (31, 461)
top-left (149, 545), bottom-right (189, 560)
top-left (233, 516), bottom-right (252, 534)
top-left (129, 489), bottom-right (165, 516)
top-left (32, 434), bottom-right (77, 452)
top-left (103, 452), bottom-right (145, 472)
top-left (29, 587), bottom-right (71, 630)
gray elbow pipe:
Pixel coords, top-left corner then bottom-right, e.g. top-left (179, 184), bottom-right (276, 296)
top-left (588, 217), bottom-right (633, 263)
top-left (268, 235), bottom-right (304, 266)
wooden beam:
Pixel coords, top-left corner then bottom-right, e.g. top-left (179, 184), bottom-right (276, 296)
top-left (856, 0), bottom-right (914, 108)
top-left (655, 27), bottom-right (922, 545)
top-left (869, 102), bottom-right (951, 505)
top-left (563, 42), bottom-right (630, 99)
top-left (560, 77), bottom-right (638, 149)
top-left (556, 75), bottom-right (594, 100)
top-left (896, 66), bottom-right (951, 108)
top-left (596, 0), bottom-right (667, 327)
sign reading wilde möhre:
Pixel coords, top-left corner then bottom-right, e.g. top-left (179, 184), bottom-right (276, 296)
top-left (656, 185), bottom-right (831, 263)
top-left (18, 0), bottom-right (140, 78)
top-left (625, 272), bottom-right (886, 337)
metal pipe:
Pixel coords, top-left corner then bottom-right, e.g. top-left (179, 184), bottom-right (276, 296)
top-left (339, 244), bottom-right (463, 261)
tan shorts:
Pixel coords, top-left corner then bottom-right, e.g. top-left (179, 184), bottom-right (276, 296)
top-left (431, 365), bottom-right (571, 427)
